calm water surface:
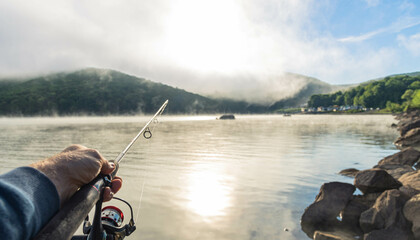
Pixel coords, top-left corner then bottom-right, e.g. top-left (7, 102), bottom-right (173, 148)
top-left (0, 115), bottom-right (399, 239)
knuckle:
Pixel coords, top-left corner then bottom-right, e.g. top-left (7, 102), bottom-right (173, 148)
top-left (62, 144), bottom-right (86, 152)
top-left (83, 148), bottom-right (103, 160)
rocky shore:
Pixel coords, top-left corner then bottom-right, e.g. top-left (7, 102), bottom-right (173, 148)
top-left (301, 109), bottom-right (420, 240)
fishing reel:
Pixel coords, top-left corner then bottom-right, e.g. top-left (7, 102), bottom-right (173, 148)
top-left (72, 197), bottom-right (136, 240)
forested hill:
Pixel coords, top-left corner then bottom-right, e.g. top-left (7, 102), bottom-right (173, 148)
top-left (307, 73), bottom-right (420, 111)
top-left (0, 68), bottom-right (266, 115)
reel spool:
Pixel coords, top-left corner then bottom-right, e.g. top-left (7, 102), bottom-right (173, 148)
top-left (78, 197), bottom-right (136, 240)
top-left (101, 206), bottom-right (124, 227)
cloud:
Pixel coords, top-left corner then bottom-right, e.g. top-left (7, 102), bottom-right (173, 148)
top-left (399, 1), bottom-right (416, 11)
top-left (0, 0), bottom-right (172, 75)
top-left (338, 30), bottom-right (384, 43)
top-left (339, 16), bottom-right (420, 43)
top-left (0, 0), bottom-right (417, 104)
top-left (0, 0), bottom-right (322, 93)
top-left (364, 0), bottom-right (381, 7)
top-left (398, 33), bottom-right (420, 56)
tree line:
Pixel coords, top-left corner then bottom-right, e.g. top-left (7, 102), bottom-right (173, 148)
top-left (0, 69), bottom-right (267, 116)
top-left (307, 75), bottom-right (420, 112)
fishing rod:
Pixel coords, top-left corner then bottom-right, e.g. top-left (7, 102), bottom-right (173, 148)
top-left (34, 100), bottom-right (169, 240)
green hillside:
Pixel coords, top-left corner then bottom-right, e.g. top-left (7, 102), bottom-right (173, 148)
top-left (0, 68), bottom-right (267, 115)
top-left (307, 73), bottom-right (420, 112)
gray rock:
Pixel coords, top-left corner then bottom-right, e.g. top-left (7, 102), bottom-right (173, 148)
top-left (399, 185), bottom-right (420, 198)
top-left (352, 193), bottom-right (383, 208)
top-left (363, 226), bottom-right (414, 240)
top-left (340, 198), bottom-right (369, 235)
top-left (338, 168), bottom-right (360, 178)
top-left (395, 109), bottom-right (420, 122)
top-left (360, 207), bottom-right (384, 233)
top-left (377, 147), bottom-right (420, 167)
top-left (301, 182), bottom-right (355, 238)
top-left (218, 114), bottom-right (235, 120)
top-left (399, 170), bottom-right (420, 191)
top-left (359, 189), bottom-right (409, 234)
top-left (354, 169), bottom-right (402, 194)
top-left (373, 164), bottom-right (414, 180)
top-left (403, 193), bottom-right (420, 239)
top-left (399, 118), bottom-right (420, 136)
top-left (395, 128), bottom-right (420, 149)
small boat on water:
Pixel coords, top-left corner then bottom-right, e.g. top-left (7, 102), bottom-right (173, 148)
top-left (283, 113), bottom-right (291, 117)
top-left (217, 114), bottom-right (235, 120)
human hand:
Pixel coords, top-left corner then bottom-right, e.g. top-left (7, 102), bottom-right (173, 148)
top-left (30, 144), bottom-right (123, 207)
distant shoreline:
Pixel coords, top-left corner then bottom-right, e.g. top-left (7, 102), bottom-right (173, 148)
top-left (299, 111), bottom-right (394, 115)
top-left (0, 112), bottom-right (396, 118)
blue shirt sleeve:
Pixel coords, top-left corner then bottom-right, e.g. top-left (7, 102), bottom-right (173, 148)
top-left (0, 167), bottom-right (60, 240)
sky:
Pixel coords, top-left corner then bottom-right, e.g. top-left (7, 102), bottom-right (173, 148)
top-left (0, 0), bottom-right (420, 102)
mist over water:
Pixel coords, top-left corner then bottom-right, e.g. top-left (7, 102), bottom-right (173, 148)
top-left (0, 114), bottom-right (399, 239)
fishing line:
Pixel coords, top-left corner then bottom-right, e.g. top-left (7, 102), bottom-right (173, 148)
top-left (133, 112), bottom-right (165, 225)
top-left (134, 139), bottom-right (151, 225)
top-left (135, 181), bottom-right (146, 223)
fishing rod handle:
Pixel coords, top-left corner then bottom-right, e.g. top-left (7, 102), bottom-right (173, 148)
top-left (33, 176), bottom-right (106, 240)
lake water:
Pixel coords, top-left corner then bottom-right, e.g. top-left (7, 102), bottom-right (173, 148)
top-left (0, 114), bottom-right (399, 239)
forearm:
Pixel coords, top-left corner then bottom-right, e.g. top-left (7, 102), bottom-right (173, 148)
top-left (0, 167), bottom-right (60, 240)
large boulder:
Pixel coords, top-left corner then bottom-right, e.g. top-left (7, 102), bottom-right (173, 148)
top-left (301, 182), bottom-right (355, 238)
top-left (377, 147), bottom-right (420, 167)
top-left (373, 164), bottom-right (414, 180)
top-left (399, 171), bottom-right (420, 191)
top-left (359, 189), bottom-right (410, 234)
top-left (403, 193), bottom-right (420, 239)
top-left (395, 128), bottom-right (420, 149)
top-left (354, 169), bottom-right (402, 194)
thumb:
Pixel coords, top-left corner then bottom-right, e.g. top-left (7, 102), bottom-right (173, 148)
top-left (101, 160), bottom-right (116, 175)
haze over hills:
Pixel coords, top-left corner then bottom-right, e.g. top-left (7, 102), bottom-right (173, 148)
top-left (264, 73), bottom-right (353, 109)
top-left (389, 71), bottom-right (420, 78)
top-left (195, 72), bottom-right (351, 106)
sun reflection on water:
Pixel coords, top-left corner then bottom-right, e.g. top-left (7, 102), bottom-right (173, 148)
top-left (186, 168), bottom-right (233, 219)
